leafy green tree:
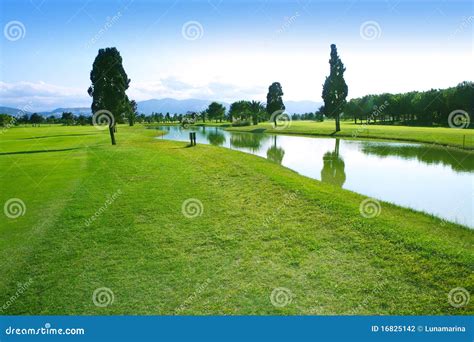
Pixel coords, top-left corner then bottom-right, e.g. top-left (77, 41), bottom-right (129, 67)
top-left (206, 102), bottom-right (226, 122)
top-left (315, 105), bottom-right (325, 122)
top-left (0, 114), bottom-right (15, 127)
top-left (19, 114), bottom-right (29, 125)
top-left (249, 100), bottom-right (265, 125)
top-left (61, 112), bottom-right (74, 126)
top-left (88, 47), bottom-right (131, 145)
top-left (266, 82), bottom-right (285, 125)
top-left (345, 100), bottom-right (359, 124)
top-left (128, 100), bottom-right (138, 126)
top-left (200, 109), bottom-right (207, 123)
top-left (342, 81), bottom-right (473, 127)
top-left (229, 100), bottom-right (251, 123)
top-left (46, 115), bottom-right (56, 124)
top-left (322, 44), bottom-right (348, 132)
top-left (30, 113), bottom-right (43, 126)
top-left (77, 115), bottom-right (90, 125)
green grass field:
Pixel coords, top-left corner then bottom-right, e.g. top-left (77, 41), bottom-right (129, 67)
top-left (225, 121), bottom-right (474, 150)
top-left (0, 125), bottom-right (472, 315)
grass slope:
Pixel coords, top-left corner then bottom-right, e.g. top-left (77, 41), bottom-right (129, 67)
top-left (225, 121), bottom-right (474, 150)
top-left (0, 125), bottom-right (472, 315)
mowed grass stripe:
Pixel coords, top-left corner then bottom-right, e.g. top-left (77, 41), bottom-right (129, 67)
top-left (0, 125), bottom-right (472, 315)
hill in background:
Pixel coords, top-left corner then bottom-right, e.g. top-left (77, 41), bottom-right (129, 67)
top-left (1, 99), bottom-right (322, 117)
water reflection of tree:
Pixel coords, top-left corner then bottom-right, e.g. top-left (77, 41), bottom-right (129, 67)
top-left (207, 127), bottom-right (226, 146)
top-left (230, 132), bottom-right (268, 152)
top-left (266, 135), bottom-right (285, 164)
top-left (321, 139), bottom-right (346, 188)
top-left (361, 143), bottom-right (474, 173)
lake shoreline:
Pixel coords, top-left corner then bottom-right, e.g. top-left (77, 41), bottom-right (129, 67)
top-left (155, 125), bottom-right (473, 228)
top-left (146, 122), bottom-right (474, 151)
top-left (225, 127), bottom-right (474, 152)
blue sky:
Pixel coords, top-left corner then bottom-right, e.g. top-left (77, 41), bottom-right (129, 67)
top-left (0, 0), bottom-right (472, 110)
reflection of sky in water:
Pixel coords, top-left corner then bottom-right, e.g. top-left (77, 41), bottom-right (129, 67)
top-left (157, 126), bottom-right (473, 228)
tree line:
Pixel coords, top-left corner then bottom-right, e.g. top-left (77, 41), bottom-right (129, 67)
top-left (0, 111), bottom-right (177, 127)
top-left (344, 81), bottom-right (473, 126)
top-left (1, 45), bottom-right (471, 144)
top-left (0, 106), bottom-right (323, 128)
top-left (0, 112), bottom-right (92, 127)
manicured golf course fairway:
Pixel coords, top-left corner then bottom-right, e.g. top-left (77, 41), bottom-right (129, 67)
top-left (0, 125), bottom-right (472, 315)
top-left (226, 120), bottom-right (474, 150)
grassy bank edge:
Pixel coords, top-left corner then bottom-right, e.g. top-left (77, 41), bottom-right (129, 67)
top-left (145, 122), bottom-right (474, 151)
top-left (224, 126), bottom-right (474, 151)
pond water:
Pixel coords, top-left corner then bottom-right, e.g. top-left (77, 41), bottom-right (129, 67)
top-left (157, 125), bottom-right (473, 228)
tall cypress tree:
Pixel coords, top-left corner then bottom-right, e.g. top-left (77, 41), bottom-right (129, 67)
top-left (266, 82), bottom-right (285, 126)
top-left (322, 44), bottom-right (348, 132)
top-left (88, 47), bottom-right (130, 145)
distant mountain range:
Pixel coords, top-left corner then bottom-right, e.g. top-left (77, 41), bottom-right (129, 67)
top-left (0, 106), bottom-right (32, 116)
top-left (137, 98), bottom-right (322, 115)
top-left (0, 106), bottom-right (91, 117)
top-left (0, 99), bottom-right (322, 117)
top-left (137, 98), bottom-right (225, 115)
top-left (284, 100), bottom-right (323, 114)
top-left (41, 107), bottom-right (92, 116)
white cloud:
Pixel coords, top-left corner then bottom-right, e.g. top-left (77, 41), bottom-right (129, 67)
top-left (0, 81), bottom-right (90, 111)
top-left (128, 77), bottom-right (266, 103)
top-left (0, 78), bottom-right (268, 110)
top-left (2, 40), bottom-right (471, 112)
